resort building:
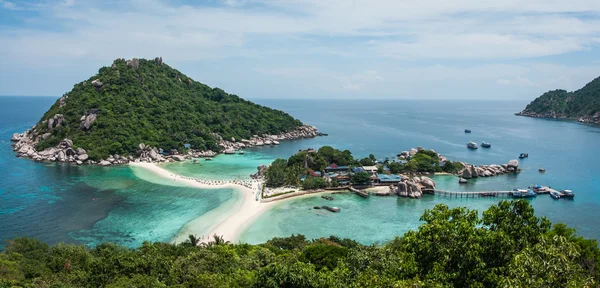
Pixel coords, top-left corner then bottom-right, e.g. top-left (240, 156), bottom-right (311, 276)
top-left (362, 166), bottom-right (378, 173)
top-left (375, 174), bottom-right (402, 185)
top-left (325, 164), bottom-right (350, 173)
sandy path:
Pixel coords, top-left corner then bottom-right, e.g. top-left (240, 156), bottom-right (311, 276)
top-left (129, 162), bottom-right (275, 244)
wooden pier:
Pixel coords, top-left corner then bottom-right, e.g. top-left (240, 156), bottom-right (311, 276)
top-left (349, 187), bottom-right (369, 198)
top-left (433, 190), bottom-right (513, 198)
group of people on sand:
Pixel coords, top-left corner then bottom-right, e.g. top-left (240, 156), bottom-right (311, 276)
top-left (175, 175), bottom-right (260, 190)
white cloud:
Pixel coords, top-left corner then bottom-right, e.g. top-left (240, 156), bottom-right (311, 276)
top-left (0, 0), bottom-right (599, 98)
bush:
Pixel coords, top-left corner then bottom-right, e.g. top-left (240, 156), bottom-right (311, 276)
top-left (302, 177), bottom-right (328, 190)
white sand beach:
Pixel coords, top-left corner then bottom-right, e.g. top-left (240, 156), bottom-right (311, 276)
top-left (129, 162), bottom-right (275, 244)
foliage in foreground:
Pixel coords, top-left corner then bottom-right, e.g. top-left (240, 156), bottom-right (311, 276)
top-left (1, 200), bottom-right (598, 287)
top-left (34, 58), bottom-right (303, 160)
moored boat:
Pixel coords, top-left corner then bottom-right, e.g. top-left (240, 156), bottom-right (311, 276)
top-left (467, 141), bottom-right (478, 149)
top-left (550, 191), bottom-right (561, 199)
top-left (205, 157), bottom-right (212, 161)
top-left (465, 129), bottom-right (472, 133)
top-left (481, 192), bottom-right (496, 197)
top-left (560, 189), bottom-right (575, 199)
top-left (481, 141), bottom-right (491, 148)
top-left (519, 153), bottom-right (529, 159)
top-left (238, 150), bottom-right (245, 155)
top-left (511, 189), bottom-right (536, 198)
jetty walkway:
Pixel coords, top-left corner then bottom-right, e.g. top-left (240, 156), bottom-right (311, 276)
top-left (433, 190), bottom-right (513, 198)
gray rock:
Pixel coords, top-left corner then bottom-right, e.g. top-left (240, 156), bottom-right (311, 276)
top-left (397, 182), bottom-right (407, 193)
top-left (126, 58), bottom-right (139, 68)
top-left (98, 160), bottom-right (112, 166)
top-left (459, 178), bottom-right (468, 184)
top-left (66, 148), bottom-right (76, 156)
top-left (77, 154), bottom-right (89, 161)
top-left (420, 176), bottom-right (436, 189)
top-left (470, 165), bottom-right (478, 178)
top-left (76, 147), bottom-right (87, 155)
top-left (149, 149), bottom-right (160, 161)
top-left (91, 79), bottom-right (103, 88)
top-left (171, 155), bottom-right (186, 161)
top-left (57, 151), bottom-right (66, 162)
top-left (223, 147), bottom-right (235, 154)
top-left (508, 159), bottom-right (519, 168)
top-left (80, 113), bottom-right (97, 130)
top-left (76, 160), bottom-right (83, 165)
top-left (461, 168), bottom-right (472, 179)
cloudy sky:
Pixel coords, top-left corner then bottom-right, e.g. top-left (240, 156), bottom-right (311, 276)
top-left (0, 0), bottom-right (599, 99)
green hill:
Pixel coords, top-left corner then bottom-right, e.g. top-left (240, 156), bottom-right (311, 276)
top-left (516, 76), bottom-right (600, 124)
top-left (30, 58), bottom-right (303, 160)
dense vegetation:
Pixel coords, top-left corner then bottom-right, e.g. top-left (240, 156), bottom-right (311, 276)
top-left (1, 201), bottom-right (598, 287)
top-left (265, 146), bottom-right (464, 188)
top-left (34, 58), bottom-right (303, 160)
top-left (519, 76), bottom-right (600, 119)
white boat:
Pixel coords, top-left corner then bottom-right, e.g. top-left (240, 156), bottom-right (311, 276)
top-left (467, 141), bottom-right (478, 149)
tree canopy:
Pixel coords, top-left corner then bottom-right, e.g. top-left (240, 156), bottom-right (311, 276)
top-left (1, 200), bottom-right (597, 287)
top-left (519, 76), bottom-right (600, 119)
top-left (34, 58), bottom-right (303, 160)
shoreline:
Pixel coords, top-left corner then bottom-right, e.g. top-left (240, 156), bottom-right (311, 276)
top-left (129, 162), bottom-right (273, 244)
top-left (129, 162), bottom-right (336, 244)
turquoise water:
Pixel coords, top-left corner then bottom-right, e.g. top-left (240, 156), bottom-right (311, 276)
top-left (1, 97), bottom-right (600, 248)
top-left (0, 97), bottom-right (233, 249)
top-left (237, 99), bottom-right (600, 243)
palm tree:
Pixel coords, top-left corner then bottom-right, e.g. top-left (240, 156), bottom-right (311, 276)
top-left (184, 234), bottom-right (200, 247)
top-left (202, 234), bottom-right (230, 248)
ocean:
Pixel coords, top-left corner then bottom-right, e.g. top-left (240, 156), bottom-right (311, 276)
top-left (1, 96), bottom-right (599, 248)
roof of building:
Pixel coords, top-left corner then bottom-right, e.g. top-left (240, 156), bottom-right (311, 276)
top-left (352, 167), bottom-right (365, 173)
top-left (377, 174), bottom-right (402, 182)
top-left (362, 166), bottom-right (378, 171)
top-left (326, 165), bottom-right (349, 170)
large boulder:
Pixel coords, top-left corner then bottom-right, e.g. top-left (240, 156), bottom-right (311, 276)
top-left (420, 176), bottom-right (436, 189)
top-left (91, 79), bottom-right (103, 88)
top-left (47, 114), bottom-right (64, 130)
top-left (397, 181), bottom-right (407, 193)
top-left (148, 149), bottom-right (160, 161)
top-left (406, 181), bottom-right (423, 198)
top-left (459, 177), bottom-right (468, 184)
top-left (57, 151), bottom-right (66, 162)
top-left (508, 159), bottom-right (519, 168)
top-left (171, 155), bottom-right (186, 161)
top-left (76, 147), bottom-right (87, 155)
top-left (98, 160), bottom-right (112, 166)
top-left (79, 113), bottom-right (98, 130)
top-left (461, 168), bottom-right (472, 179)
top-left (470, 165), bottom-right (478, 178)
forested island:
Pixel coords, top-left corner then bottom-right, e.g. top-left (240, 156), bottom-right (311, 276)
top-left (11, 57), bottom-right (318, 163)
top-left (516, 76), bottom-right (600, 125)
top-left (0, 201), bottom-right (598, 287)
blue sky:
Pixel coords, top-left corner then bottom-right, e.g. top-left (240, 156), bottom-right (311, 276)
top-left (0, 0), bottom-right (599, 99)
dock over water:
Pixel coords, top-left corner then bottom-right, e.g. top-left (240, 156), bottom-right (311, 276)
top-left (433, 190), bottom-right (514, 198)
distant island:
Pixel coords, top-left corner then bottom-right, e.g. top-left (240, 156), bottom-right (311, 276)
top-left (516, 76), bottom-right (600, 125)
top-left (10, 57), bottom-right (320, 165)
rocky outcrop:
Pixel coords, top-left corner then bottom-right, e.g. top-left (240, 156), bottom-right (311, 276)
top-left (48, 114), bottom-right (64, 130)
top-left (215, 125), bottom-right (320, 153)
top-left (80, 110), bottom-right (98, 130)
top-left (91, 79), bottom-right (103, 88)
top-left (126, 58), bottom-right (139, 69)
top-left (251, 165), bottom-right (268, 179)
top-left (458, 161), bottom-right (520, 180)
top-left (420, 176), bottom-right (436, 189)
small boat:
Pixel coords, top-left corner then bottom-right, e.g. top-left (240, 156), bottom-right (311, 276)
top-left (538, 168), bottom-right (545, 172)
top-left (511, 189), bottom-right (536, 198)
top-left (531, 185), bottom-right (548, 193)
top-left (465, 129), bottom-right (472, 133)
top-left (238, 151), bottom-right (245, 155)
top-left (205, 157), bottom-right (212, 161)
top-left (481, 141), bottom-right (491, 148)
top-left (481, 192), bottom-right (496, 197)
top-left (560, 189), bottom-right (575, 199)
top-left (550, 191), bottom-right (561, 199)
top-left (467, 141), bottom-right (478, 149)
top-left (519, 153), bottom-right (529, 159)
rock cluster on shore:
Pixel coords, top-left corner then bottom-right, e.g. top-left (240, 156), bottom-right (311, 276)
top-left (11, 125), bottom-right (320, 166)
top-left (214, 125), bottom-right (319, 152)
top-left (459, 160), bottom-right (520, 182)
top-left (516, 110), bottom-right (600, 125)
top-left (393, 176), bottom-right (436, 199)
